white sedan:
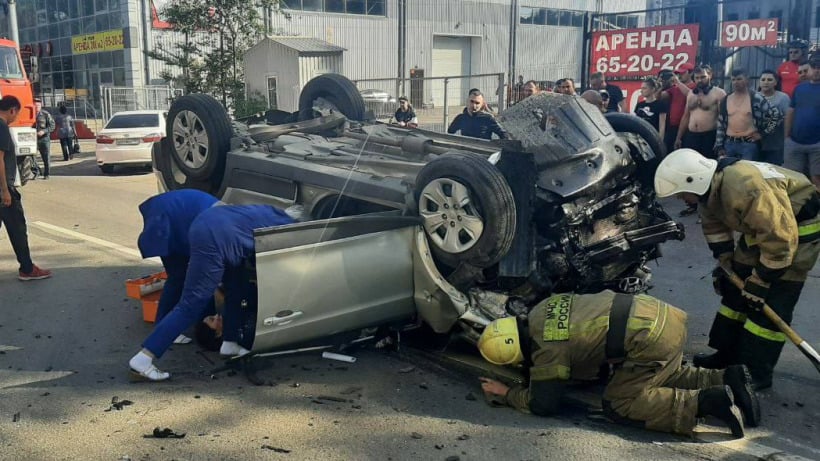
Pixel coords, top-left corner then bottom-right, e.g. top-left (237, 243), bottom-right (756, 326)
top-left (95, 110), bottom-right (166, 174)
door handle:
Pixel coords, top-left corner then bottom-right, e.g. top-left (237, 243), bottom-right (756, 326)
top-left (263, 310), bottom-right (303, 326)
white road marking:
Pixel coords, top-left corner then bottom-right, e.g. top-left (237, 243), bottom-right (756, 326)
top-left (0, 370), bottom-right (75, 389)
top-left (31, 221), bottom-right (158, 263)
top-left (0, 345), bottom-right (22, 352)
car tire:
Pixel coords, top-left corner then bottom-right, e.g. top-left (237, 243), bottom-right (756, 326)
top-left (99, 165), bottom-right (115, 174)
top-left (298, 74), bottom-right (367, 122)
top-left (413, 151), bottom-right (516, 269)
top-left (605, 112), bottom-right (666, 186)
top-left (154, 138), bottom-right (225, 196)
top-left (166, 93), bottom-right (232, 181)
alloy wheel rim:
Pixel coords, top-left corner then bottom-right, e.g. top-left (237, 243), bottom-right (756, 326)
top-left (172, 110), bottom-right (209, 169)
top-left (418, 178), bottom-right (484, 254)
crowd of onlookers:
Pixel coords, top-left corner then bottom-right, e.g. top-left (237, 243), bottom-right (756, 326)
top-left (419, 39), bottom-right (819, 202)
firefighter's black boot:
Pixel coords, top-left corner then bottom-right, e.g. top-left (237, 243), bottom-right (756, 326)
top-left (723, 365), bottom-right (761, 427)
top-left (693, 350), bottom-right (735, 369)
top-left (697, 385), bottom-right (744, 438)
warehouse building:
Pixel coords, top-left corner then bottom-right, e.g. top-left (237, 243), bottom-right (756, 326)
top-left (0, 0), bottom-right (650, 114)
top-left (13, 0), bottom-right (817, 116)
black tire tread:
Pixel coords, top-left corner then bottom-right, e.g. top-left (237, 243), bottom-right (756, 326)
top-left (297, 74), bottom-right (367, 122)
top-left (605, 112), bottom-right (665, 187)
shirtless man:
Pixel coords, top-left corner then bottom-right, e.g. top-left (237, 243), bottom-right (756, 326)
top-left (714, 68), bottom-right (781, 160)
top-left (675, 66), bottom-right (725, 158)
top-left (674, 66), bottom-right (726, 216)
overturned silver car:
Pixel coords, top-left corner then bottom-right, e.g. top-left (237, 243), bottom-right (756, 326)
top-left (153, 74), bottom-right (684, 352)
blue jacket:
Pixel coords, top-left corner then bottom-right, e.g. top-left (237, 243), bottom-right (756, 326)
top-left (188, 205), bottom-right (296, 268)
top-left (137, 189), bottom-right (219, 259)
top-left (447, 109), bottom-right (508, 140)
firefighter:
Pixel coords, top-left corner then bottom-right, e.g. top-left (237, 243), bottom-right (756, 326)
top-left (477, 291), bottom-right (760, 437)
top-left (654, 148), bottom-right (820, 390)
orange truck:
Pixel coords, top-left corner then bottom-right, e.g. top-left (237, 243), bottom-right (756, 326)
top-left (0, 38), bottom-right (37, 164)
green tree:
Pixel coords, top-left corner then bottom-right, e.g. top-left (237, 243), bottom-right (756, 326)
top-left (145, 0), bottom-right (278, 109)
top-left (233, 90), bottom-right (269, 119)
top-left (144, 0), bottom-right (209, 94)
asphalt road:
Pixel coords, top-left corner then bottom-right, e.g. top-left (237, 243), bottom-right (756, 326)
top-left (0, 150), bottom-right (818, 461)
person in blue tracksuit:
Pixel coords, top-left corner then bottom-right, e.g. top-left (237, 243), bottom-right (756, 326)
top-left (137, 189), bottom-right (219, 344)
top-left (129, 204), bottom-right (296, 381)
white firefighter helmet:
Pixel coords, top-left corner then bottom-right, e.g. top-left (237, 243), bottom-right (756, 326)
top-left (654, 148), bottom-right (718, 198)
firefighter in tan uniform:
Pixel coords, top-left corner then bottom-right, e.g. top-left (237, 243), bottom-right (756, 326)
top-left (654, 149), bottom-right (820, 390)
top-left (477, 291), bottom-right (760, 437)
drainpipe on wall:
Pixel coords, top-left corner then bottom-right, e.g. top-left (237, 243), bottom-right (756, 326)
top-left (143, 0), bottom-right (152, 87)
top-left (397, 0), bottom-right (406, 97)
top-left (508, 0), bottom-right (518, 104)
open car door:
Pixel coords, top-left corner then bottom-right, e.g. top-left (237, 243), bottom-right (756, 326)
top-left (252, 214), bottom-right (420, 352)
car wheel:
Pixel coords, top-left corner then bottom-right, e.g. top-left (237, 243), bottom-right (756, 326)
top-left (154, 138), bottom-right (225, 196)
top-left (99, 165), bottom-right (115, 174)
top-left (298, 74), bottom-right (367, 122)
top-left (413, 151), bottom-right (516, 269)
top-left (166, 93), bottom-right (232, 181)
top-left (605, 112), bottom-right (666, 185)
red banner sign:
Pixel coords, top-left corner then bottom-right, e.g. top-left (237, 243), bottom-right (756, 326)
top-left (720, 18), bottom-right (779, 47)
top-left (591, 24), bottom-right (700, 78)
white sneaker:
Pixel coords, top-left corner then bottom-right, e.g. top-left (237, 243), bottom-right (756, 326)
top-left (129, 364), bottom-right (170, 382)
top-left (129, 352), bottom-right (170, 382)
top-left (173, 334), bottom-right (192, 344)
top-left (220, 341), bottom-right (250, 357)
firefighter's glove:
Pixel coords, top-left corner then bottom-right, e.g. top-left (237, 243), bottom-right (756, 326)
top-left (711, 266), bottom-right (726, 296)
top-left (741, 273), bottom-right (770, 312)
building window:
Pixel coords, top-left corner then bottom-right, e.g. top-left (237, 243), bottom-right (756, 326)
top-left (815, 7), bottom-right (820, 27)
top-left (281, 0), bottom-right (385, 16)
top-left (727, 13), bottom-right (739, 21)
top-left (325, 0), bottom-right (344, 13)
top-left (367, 0), bottom-right (384, 15)
top-left (520, 7), bottom-right (534, 24)
top-left (521, 7), bottom-right (586, 28)
top-left (267, 76), bottom-right (278, 110)
top-left (748, 10), bottom-right (760, 19)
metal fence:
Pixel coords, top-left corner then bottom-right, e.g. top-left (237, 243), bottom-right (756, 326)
top-left (38, 94), bottom-right (98, 120)
top-left (100, 86), bottom-right (179, 122)
top-left (352, 73), bottom-right (505, 133)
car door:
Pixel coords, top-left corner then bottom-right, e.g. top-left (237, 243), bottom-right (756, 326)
top-left (252, 213), bottom-right (420, 352)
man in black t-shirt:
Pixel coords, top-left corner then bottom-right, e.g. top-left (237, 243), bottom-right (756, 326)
top-left (590, 72), bottom-right (625, 112)
top-left (0, 95), bottom-right (51, 281)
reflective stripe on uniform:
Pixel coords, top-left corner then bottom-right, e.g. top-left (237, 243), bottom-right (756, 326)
top-left (530, 364), bottom-right (571, 381)
top-left (718, 305), bottom-right (747, 323)
top-left (745, 221), bottom-right (820, 247)
top-left (798, 221), bottom-right (820, 243)
top-left (705, 233), bottom-right (734, 244)
top-left (626, 296), bottom-right (669, 346)
top-left (744, 319), bottom-right (787, 342)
